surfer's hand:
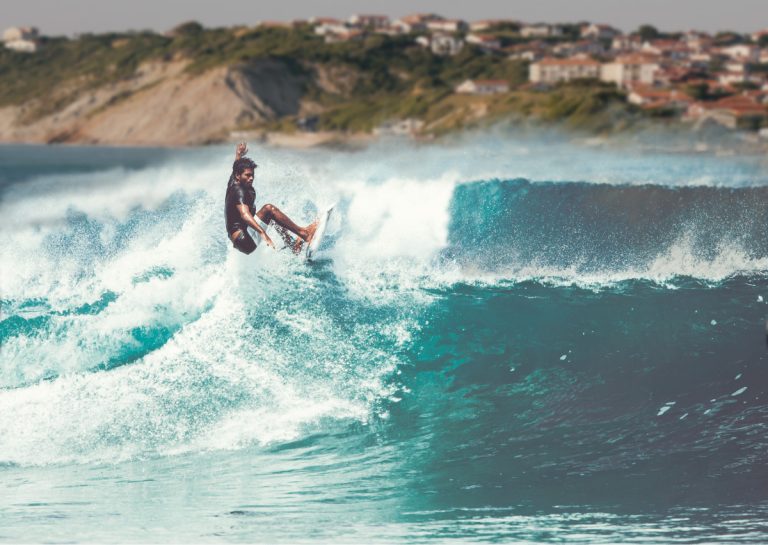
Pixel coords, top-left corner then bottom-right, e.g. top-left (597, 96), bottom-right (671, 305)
top-left (263, 235), bottom-right (275, 249)
top-left (235, 142), bottom-right (248, 159)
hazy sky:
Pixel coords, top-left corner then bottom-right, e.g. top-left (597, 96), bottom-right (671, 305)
top-left (3, 0), bottom-right (766, 36)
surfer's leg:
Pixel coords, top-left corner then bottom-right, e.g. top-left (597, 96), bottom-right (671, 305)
top-left (256, 204), bottom-right (317, 243)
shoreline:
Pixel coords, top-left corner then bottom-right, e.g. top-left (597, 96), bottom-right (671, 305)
top-left (2, 126), bottom-right (768, 157)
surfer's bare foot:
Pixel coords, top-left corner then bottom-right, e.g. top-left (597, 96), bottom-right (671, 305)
top-left (301, 220), bottom-right (319, 246)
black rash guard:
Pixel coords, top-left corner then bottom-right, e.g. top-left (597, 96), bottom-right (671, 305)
top-left (225, 182), bottom-right (256, 236)
top-left (225, 181), bottom-right (259, 254)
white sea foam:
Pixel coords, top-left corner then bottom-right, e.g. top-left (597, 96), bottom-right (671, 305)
top-left (0, 253), bottom-right (401, 465)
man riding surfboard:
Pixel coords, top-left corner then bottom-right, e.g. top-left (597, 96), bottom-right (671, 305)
top-left (225, 142), bottom-right (317, 255)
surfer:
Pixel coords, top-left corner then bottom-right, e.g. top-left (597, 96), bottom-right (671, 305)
top-left (225, 142), bottom-right (316, 255)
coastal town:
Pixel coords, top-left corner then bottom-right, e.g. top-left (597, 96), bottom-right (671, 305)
top-left (3, 12), bottom-right (768, 145)
top-left (310, 14), bottom-right (768, 132)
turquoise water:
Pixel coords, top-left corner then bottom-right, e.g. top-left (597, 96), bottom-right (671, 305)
top-left (1, 136), bottom-right (768, 543)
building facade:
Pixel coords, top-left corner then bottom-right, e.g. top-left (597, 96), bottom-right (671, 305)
top-left (529, 57), bottom-right (602, 83)
top-left (600, 55), bottom-right (659, 87)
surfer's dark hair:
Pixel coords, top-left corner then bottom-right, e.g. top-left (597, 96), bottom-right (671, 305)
top-left (233, 157), bottom-right (257, 175)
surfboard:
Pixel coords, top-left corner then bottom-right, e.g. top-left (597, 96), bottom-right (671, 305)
top-left (305, 205), bottom-right (334, 260)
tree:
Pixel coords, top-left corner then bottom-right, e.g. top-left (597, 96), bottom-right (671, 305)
top-left (171, 21), bottom-right (204, 36)
top-left (713, 31), bottom-right (744, 46)
top-left (684, 83), bottom-right (708, 101)
top-left (637, 25), bottom-right (659, 41)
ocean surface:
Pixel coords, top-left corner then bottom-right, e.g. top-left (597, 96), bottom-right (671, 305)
top-left (1, 133), bottom-right (767, 543)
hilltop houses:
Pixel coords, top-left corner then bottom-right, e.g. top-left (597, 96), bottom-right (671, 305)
top-left (3, 26), bottom-right (40, 52)
top-left (5, 12), bottom-right (764, 135)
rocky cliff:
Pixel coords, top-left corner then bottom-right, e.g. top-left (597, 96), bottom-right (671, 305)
top-left (0, 57), bottom-right (310, 146)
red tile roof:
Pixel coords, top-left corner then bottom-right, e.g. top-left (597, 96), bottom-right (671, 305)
top-left (537, 56), bottom-right (601, 66)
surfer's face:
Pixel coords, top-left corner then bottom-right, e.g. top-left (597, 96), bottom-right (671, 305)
top-left (236, 168), bottom-right (255, 185)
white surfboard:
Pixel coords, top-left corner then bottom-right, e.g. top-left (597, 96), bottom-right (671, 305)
top-left (305, 205), bottom-right (335, 260)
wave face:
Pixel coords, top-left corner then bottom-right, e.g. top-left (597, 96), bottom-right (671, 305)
top-left (447, 179), bottom-right (768, 283)
top-left (1, 137), bottom-right (767, 543)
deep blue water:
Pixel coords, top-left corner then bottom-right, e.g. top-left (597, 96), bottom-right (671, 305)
top-left (1, 137), bottom-right (767, 543)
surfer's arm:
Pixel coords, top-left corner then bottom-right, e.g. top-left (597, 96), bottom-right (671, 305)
top-left (236, 204), bottom-right (275, 248)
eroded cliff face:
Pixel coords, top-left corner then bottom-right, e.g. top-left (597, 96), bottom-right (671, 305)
top-left (0, 58), bottom-right (310, 146)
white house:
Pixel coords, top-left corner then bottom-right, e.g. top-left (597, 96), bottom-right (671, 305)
top-left (395, 13), bottom-right (443, 33)
top-left (430, 33), bottom-right (464, 56)
top-left (521, 24), bottom-right (564, 38)
top-left (392, 19), bottom-right (416, 34)
top-left (600, 54), bottom-right (659, 87)
top-left (426, 19), bottom-right (468, 33)
top-left (717, 71), bottom-right (764, 86)
top-left (725, 60), bottom-right (749, 73)
top-left (455, 79), bottom-right (510, 94)
top-left (466, 33), bottom-right (501, 50)
top-left (682, 31), bottom-right (712, 50)
top-left (611, 35), bottom-right (643, 52)
top-left (641, 39), bottom-right (690, 60)
top-left (5, 39), bottom-right (38, 52)
top-left (720, 44), bottom-right (760, 62)
top-left (312, 18), bottom-right (348, 36)
top-left (373, 118), bottom-right (425, 136)
top-left (349, 15), bottom-right (390, 29)
top-left (581, 24), bottom-right (620, 40)
top-left (470, 20), bottom-right (516, 32)
top-left (689, 51), bottom-right (713, 67)
top-left (529, 57), bottom-right (602, 83)
top-left (3, 26), bottom-right (38, 42)
top-left (3, 26), bottom-right (39, 52)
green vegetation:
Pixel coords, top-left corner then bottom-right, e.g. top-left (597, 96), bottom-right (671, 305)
top-left (0, 32), bottom-right (169, 113)
top-left (713, 31), bottom-right (746, 46)
top-left (0, 22), bottom-right (639, 135)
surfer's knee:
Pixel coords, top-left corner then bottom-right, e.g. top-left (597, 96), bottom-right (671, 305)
top-left (258, 203), bottom-right (277, 220)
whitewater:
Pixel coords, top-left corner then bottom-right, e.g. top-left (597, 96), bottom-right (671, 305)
top-left (1, 132), bottom-right (767, 543)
